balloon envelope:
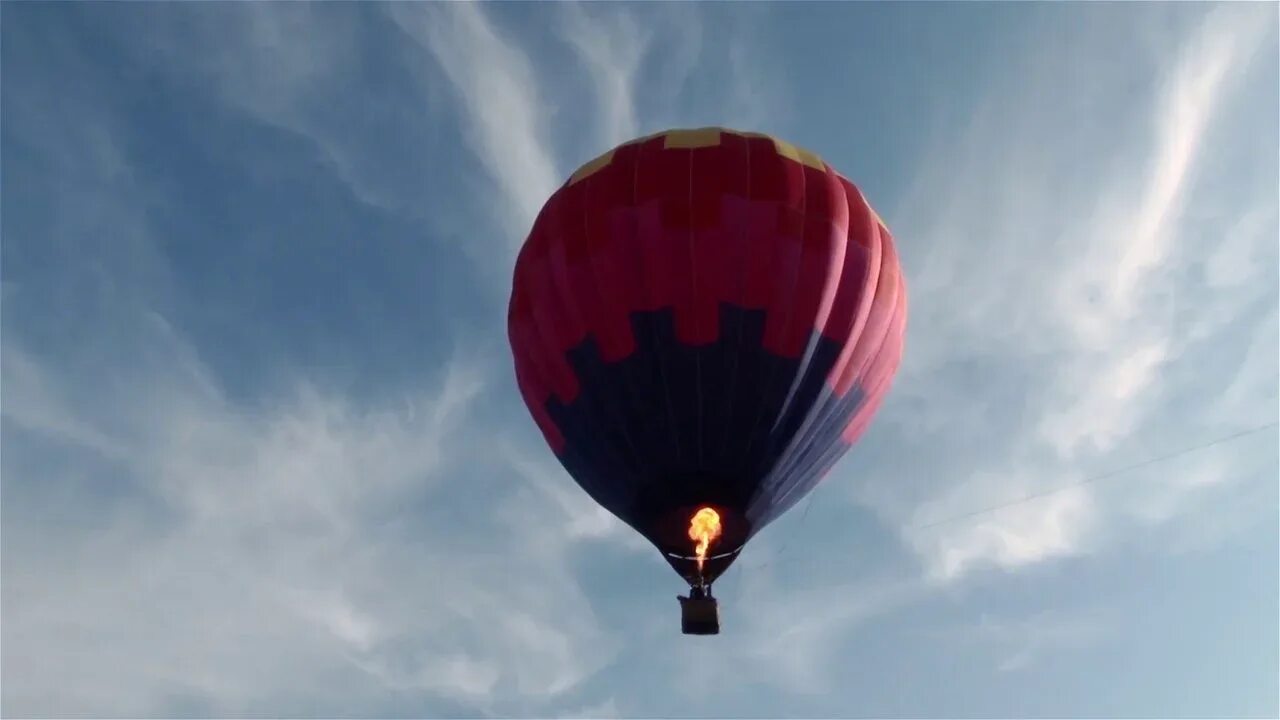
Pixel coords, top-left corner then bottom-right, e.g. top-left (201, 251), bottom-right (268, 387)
top-left (507, 127), bottom-right (907, 585)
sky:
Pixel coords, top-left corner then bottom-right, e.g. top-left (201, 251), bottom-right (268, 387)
top-left (2, 2), bottom-right (1277, 718)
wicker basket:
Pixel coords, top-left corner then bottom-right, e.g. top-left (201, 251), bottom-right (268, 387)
top-left (678, 594), bottom-right (720, 635)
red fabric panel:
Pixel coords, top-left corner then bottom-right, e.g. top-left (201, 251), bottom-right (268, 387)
top-left (843, 270), bottom-right (907, 442)
top-left (834, 221), bottom-right (901, 398)
top-left (581, 144), bottom-right (638, 362)
top-left (823, 176), bottom-right (883, 395)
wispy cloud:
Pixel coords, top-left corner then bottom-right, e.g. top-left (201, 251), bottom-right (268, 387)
top-left (1040, 5), bottom-right (1276, 457)
top-left (557, 3), bottom-right (646, 147)
top-left (501, 441), bottom-right (650, 551)
top-left (2, 307), bottom-right (633, 715)
top-left (0, 11), bottom-right (618, 713)
top-left (909, 478), bottom-right (1099, 582)
top-left (551, 3), bottom-right (777, 146)
top-left (857, 3), bottom-right (1278, 581)
top-left (135, 4), bottom-right (435, 217)
top-left (1211, 307), bottom-right (1279, 427)
top-left (5, 324), bottom-right (463, 713)
top-left (389, 3), bottom-right (561, 252)
top-left (730, 574), bottom-right (921, 694)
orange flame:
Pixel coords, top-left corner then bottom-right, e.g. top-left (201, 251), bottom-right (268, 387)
top-left (687, 507), bottom-right (723, 575)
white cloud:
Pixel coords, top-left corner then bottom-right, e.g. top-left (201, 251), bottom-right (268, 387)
top-left (864, 3), bottom-right (1278, 581)
top-left (1210, 311), bottom-right (1280, 427)
top-left (2, 348), bottom-right (129, 462)
top-left (500, 442), bottom-right (649, 551)
top-left (1040, 4), bottom-right (1275, 458)
top-left (1203, 206), bottom-right (1277, 291)
top-left (388, 2), bottom-right (562, 250)
top-left (558, 4), bottom-right (646, 147)
top-left (909, 475), bottom-right (1098, 582)
top-left (148, 4), bottom-right (425, 215)
top-left (2, 317), bottom-right (629, 716)
top-left (734, 575), bottom-right (920, 692)
top-left (552, 3), bottom-right (777, 146)
top-left (720, 10), bottom-right (791, 134)
top-left (0, 30), bottom-right (618, 709)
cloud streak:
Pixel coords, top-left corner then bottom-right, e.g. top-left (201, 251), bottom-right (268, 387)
top-left (390, 3), bottom-right (561, 252)
top-left (2, 307), bottom-right (632, 715)
top-left (558, 3), bottom-right (646, 148)
top-left (853, 3), bottom-right (1278, 581)
top-left (0, 10), bottom-right (617, 712)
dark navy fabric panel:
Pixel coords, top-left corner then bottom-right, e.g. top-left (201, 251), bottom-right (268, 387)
top-left (750, 383), bottom-right (869, 527)
top-left (544, 304), bottom-right (860, 562)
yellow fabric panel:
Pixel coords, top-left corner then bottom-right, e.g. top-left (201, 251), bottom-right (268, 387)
top-left (568, 149), bottom-right (615, 185)
top-left (662, 127), bottom-right (724, 149)
top-left (566, 127), bottom-right (831, 187)
top-left (737, 130), bottom-right (827, 170)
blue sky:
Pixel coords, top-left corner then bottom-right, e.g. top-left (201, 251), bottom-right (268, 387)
top-left (2, 2), bottom-right (1277, 717)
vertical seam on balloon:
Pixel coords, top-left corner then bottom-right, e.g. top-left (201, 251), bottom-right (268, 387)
top-left (655, 146), bottom-right (684, 468)
top-left (689, 142), bottom-right (706, 472)
top-left (536, 196), bottom-right (628, 505)
top-left (731, 141), bottom-right (770, 492)
top-left (508, 277), bottom-right (562, 448)
top-left (757, 166), bottom-right (848, 507)
top-left (844, 260), bottom-right (905, 435)
top-left (578, 168), bottom-right (643, 473)
top-left (835, 291), bottom-right (903, 454)
top-left (765, 231), bottom-right (902, 519)
top-left (604, 146), bottom-right (655, 493)
top-left (768, 166), bottom-right (836, 435)
top-left (596, 143), bottom-right (655, 509)
top-left (637, 137), bottom-right (684, 470)
top-left (759, 174), bottom-right (876, 504)
top-left (519, 227), bottom-right (573, 406)
top-left (834, 187), bottom-right (889, 394)
top-left (715, 136), bottom-right (751, 471)
top-left (846, 226), bottom-right (900, 389)
top-left (741, 146), bottom-right (808, 519)
top-left (845, 346), bottom-right (900, 443)
top-left (782, 253), bottom-right (900, 513)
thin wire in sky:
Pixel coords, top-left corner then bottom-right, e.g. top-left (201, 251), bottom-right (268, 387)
top-left (739, 419), bottom-right (1278, 573)
top-left (910, 420), bottom-right (1279, 531)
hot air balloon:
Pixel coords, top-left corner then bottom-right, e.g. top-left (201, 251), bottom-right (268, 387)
top-left (507, 127), bottom-right (906, 635)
